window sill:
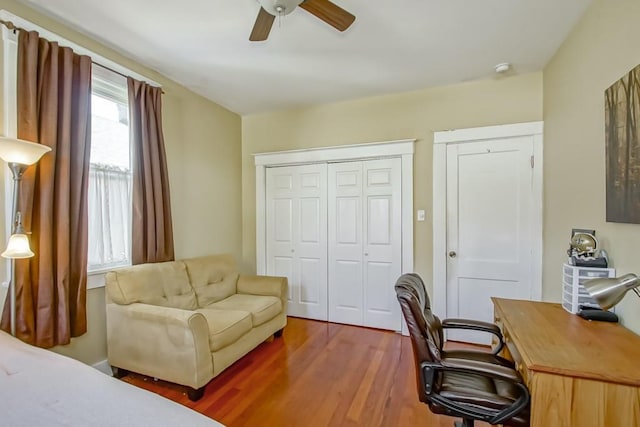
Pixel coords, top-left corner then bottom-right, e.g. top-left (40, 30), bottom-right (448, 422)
top-left (87, 264), bottom-right (131, 290)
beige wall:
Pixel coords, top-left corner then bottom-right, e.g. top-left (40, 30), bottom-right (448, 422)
top-left (242, 73), bottom-right (543, 287)
top-left (5, 0), bottom-right (637, 367)
top-left (544, 0), bottom-right (640, 333)
top-left (0, 0), bottom-right (242, 365)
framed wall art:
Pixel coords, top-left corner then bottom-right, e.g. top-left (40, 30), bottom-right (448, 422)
top-left (605, 64), bottom-right (640, 224)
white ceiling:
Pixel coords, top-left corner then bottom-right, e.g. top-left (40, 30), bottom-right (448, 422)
top-left (16, 0), bottom-right (592, 115)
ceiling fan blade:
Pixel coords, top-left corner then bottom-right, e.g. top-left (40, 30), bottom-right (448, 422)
top-left (250, 7), bottom-right (275, 41)
top-left (299, 0), bottom-right (355, 32)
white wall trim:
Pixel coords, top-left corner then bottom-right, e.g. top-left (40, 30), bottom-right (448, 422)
top-left (254, 139), bottom-right (415, 278)
top-left (0, 10), bottom-right (160, 88)
top-left (1, 22), bottom-right (17, 287)
top-left (255, 164), bottom-right (267, 275)
top-left (92, 359), bottom-right (112, 376)
top-left (432, 143), bottom-right (447, 319)
top-left (531, 132), bottom-right (543, 301)
top-left (433, 121), bottom-right (544, 145)
top-left (401, 152), bottom-right (414, 274)
top-left (87, 271), bottom-right (107, 290)
top-left (254, 139), bottom-right (415, 166)
top-left (432, 122), bottom-right (543, 319)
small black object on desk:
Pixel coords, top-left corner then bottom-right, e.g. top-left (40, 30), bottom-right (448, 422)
top-left (577, 307), bottom-right (619, 322)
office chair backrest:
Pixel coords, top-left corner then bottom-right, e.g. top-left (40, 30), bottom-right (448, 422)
top-left (395, 273), bottom-right (445, 403)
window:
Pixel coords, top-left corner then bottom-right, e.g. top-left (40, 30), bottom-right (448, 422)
top-left (1, 11), bottom-right (162, 286)
top-left (87, 66), bottom-right (131, 271)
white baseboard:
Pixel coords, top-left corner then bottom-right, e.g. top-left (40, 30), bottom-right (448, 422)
top-left (92, 359), bottom-right (112, 376)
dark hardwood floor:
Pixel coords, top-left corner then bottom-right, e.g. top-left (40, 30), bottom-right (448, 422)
top-left (123, 317), bottom-right (489, 427)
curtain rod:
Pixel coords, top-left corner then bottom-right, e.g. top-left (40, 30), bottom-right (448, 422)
top-left (92, 62), bottom-right (164, 93)
top-left (0, 18), bottom-right (17, 32)
top-left (0, 18), bottom-right (164, 93)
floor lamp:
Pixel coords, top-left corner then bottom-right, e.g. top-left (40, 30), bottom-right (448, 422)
top-left (0, 136), bottom-right (51, 337)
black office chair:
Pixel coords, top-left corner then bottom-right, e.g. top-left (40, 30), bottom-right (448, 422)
top-left (401, 273), bottom-right (513, 367)
top-left (395, 273), bottom-right (530, 427)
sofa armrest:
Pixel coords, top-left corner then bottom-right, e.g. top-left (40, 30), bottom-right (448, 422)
top-left (237, 275), bottom-right (288, 312)
top-left (237, 275), bottom-right (287, 298)
top-left (106, 303), bottom-right (213, 389)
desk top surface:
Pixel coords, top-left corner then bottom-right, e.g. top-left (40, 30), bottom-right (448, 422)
top-left (492, 298), bottom-right (640, 387)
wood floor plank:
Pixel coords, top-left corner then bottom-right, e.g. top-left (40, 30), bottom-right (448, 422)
top-left (123, 317), bottom-right (489, 427)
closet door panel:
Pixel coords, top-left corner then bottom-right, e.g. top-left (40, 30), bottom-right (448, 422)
top-left (367, 197), bottom-right (391, 244)
top-left (299, 198), bottom-right (320, 243)
top-left (267, 167), bottom-right (297, 313)
top-left (295, 164), bottom-right (327, 320)
top-left (365, 261), bottom-right (396, 318)
top-left (363, 159), bottom-right (402, 331)
top-left (337, 198), bottom-right (358, 243)
top-left (273, 256), bottom-right (294, 302)
top-left (299, 257), bottom-right (322, 303)
top-left (273, 199), bottom-right (293, 242)
top-left (328, 162), bottom-right (364, 325)
top-left (330, 260), bottom-right (363, 324)
top-left (266, 164), bottom-right (327, 321)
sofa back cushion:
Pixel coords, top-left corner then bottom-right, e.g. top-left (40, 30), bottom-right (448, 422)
top-left (184, 254), bottom-right (239, 307)
top-left (105, 261), bottom-right (197, 310)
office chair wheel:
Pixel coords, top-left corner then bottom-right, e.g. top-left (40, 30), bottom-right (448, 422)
top-left (454, 419), bottom-right (474, 427)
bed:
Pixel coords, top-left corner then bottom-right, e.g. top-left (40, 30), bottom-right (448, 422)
top-left (0, 330), bottom-right (223, 426)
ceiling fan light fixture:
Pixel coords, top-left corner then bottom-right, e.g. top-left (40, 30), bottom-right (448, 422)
top-left (258, 0), bottom-right (304, 17)
top-left (250, 0), bottom-right (355, 41)
top-left (494, 62), bottom-right (511, 74)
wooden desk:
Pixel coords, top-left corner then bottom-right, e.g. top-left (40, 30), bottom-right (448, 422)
top-left (492, 298), bottom-right (640, 427)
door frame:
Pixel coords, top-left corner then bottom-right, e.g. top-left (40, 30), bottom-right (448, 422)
top-left (254, 139), bottom-right (415, 279)
top-left (432, 122), bottom-right (543, 319)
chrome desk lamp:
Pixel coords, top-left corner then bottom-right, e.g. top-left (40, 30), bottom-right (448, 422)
top-left (582, 273), bottom-right (640, 322)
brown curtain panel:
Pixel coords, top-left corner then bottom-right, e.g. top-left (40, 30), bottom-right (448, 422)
top-left (128, 78), bottom-right (174, 264)
top-left (0, 31), bottom-right (92, 347)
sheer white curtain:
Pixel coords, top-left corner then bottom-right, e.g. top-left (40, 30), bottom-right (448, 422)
top-left (87, 164), bottom-right (131, 270)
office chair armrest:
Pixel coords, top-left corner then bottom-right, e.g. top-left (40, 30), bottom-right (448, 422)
top-left (441, 318), bottom-right (504, 355)
top-left (421, 360), bottom-right (530, 425)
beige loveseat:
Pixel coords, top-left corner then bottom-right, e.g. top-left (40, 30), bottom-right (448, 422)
top-left (104, 254), bottom-right (287, 400)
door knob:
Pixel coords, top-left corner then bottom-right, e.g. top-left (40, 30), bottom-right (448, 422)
top-left (448, 251), bottom-right (457, 258)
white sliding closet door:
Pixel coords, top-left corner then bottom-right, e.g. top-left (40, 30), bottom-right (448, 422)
top-left (328, 162), bottom-right (364, 326)
top-left (328, 158), bottom-right (402, 331)
top-left (266, 164), bottom-right (328, 321)
top-left (363, 158), bottom-right (402, 330)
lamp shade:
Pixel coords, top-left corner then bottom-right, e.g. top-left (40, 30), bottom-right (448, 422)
top-left (258, 0), bottom-right (303, 16)
top-left (1, 233), bottom-right (34, 259)
top-left (0, 136), bottom-right (51, 165)
top-left (583, 273), bottom-right (640, 310)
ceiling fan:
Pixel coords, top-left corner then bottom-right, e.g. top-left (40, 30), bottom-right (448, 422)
top-left (250, 0), bottom-right (355, 41)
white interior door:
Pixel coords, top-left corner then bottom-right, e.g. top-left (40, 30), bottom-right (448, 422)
top-left (446, 137), bottom-right (536, 344)
top-left (266, 164), bottom-right (328, 321)
top-left (328, 158), bottom-right (402, 331)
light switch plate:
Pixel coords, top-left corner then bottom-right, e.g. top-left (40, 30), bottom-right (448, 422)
top-left (417, 210), bottom-right (425, 221)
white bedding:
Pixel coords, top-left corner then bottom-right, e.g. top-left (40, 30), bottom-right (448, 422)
top-left (0, 330), bottom-right (223, 427)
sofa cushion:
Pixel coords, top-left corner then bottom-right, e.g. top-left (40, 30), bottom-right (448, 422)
top-left (206, 294), bottom-right (282, 327)
top-left (184, 255), bottom-right (239, 307)
top-left (105, 261), bottom-right (197, 310)
top-left (196, 308), bottom-right (252, 352)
